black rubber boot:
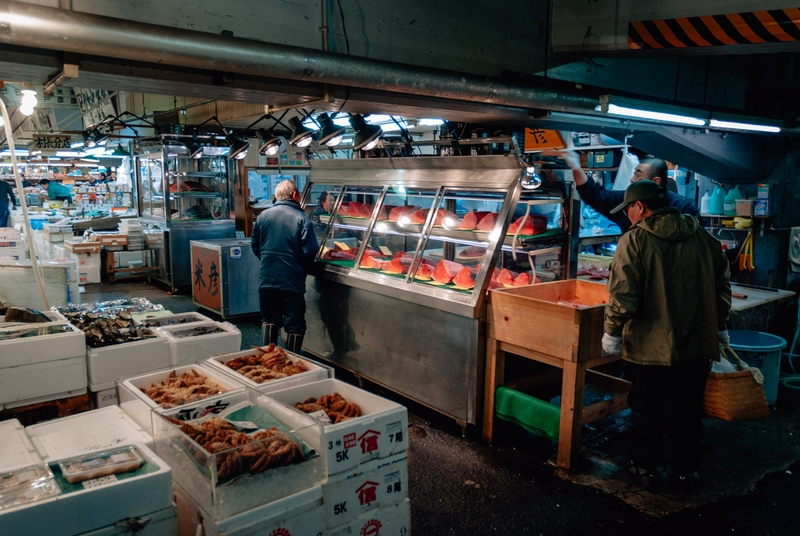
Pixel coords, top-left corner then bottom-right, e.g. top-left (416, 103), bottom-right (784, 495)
top-left (286, 333), bottom-right (304, 354)
top-left (262, 323), bottom-right (279, 346)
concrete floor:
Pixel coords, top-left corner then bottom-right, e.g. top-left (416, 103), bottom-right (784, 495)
top-left (82, 280), bottom-right (800, 535)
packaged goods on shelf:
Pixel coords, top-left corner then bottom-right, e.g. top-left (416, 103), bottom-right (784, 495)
top-left (118, 364), bottom-right (246, 434)
top-left (325, 498), bottom-right (410, 536)
top-left (266, 378), bottom-right (409, 476)
top-left (152, 387), bottom-right (325, 520)
top-left (155, 320), bottom-right (241, 367)
top-left (206, 344), bottom-right (332, 393)
top-left (173, 483), bottom-right (326, 536)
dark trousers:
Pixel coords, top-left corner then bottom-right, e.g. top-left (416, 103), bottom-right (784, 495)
top-left (627, 359), bottom-right (711, 473)
top-left (0, 203), bottom-right (10, 227)
top-left (258, 289), bottom-right (307, 336)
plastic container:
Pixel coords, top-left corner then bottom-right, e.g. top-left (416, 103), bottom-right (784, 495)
top-left (700, 191), bottom-right (710, 214)
top-left (729, 330), bottom-right (787, 405)
top-left (708, 186), bottom-right (725, 215)
top-left (58, 445), bottom-right (144, 483)
top-left (736, 199), bottom-right (755, 217)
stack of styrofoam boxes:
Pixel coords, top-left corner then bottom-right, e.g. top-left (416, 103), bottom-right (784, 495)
top-left (0, 310), bottom-right (87, 410)
top-left (151, 387), bottom-right (328, 535)
top-left (119, 219), bottom-right (145, 251)
top-left (0, 259), bottom-right (75, 308)
top-left (64, 238), bottom-right (102, 285)
top-left (117, 364), bottom-right (246, 435)
top-left (42, 222), bottom-right (73, 260)
top-left (266, 379), bottom-right (411, 535)
top-left (85, 325), bottom-right (170, 409)
top-left (0, 407), bottom-right (177, 535)
top-left (156, 321), bottom-right (242, 367)
top-left (0, 227), bottom-right (24, 260)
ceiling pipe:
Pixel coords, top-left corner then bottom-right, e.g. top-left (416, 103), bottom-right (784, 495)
top-left (0, 0), bottom-right (599, 115)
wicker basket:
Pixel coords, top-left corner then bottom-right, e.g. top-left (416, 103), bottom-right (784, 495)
top-left (703, 345), bottom-right (770, 421)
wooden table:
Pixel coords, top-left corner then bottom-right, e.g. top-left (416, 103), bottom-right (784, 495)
top-left (483, 280), bottom-right (631, 470)
top-left (101, 248), bottom-right (161, 283)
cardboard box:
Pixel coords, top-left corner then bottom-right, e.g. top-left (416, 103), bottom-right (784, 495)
top-left (322, 452), bottom-right (408, 527)
top-left (206, 347), bottom-right (332, 393)
top-left (757, 184), bottom-right (772, 199)
top-left (156, 321), bottom-right (242, 367)
top-left (42, 230), bottom-right (67, 243)
top-left (86, 329), bottom-right (170, 386)
top-left (64, 238), bottom-right (102, 254)
top-left (265, 379), bottom-right (409, 476)
top-left (325, 499), bottom-right (410, 536)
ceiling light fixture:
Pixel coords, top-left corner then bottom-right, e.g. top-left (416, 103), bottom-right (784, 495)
top-left (599, 103), bottom-right (706, 127)
top-left (19, 83), bottom-right (37, 116)
top-left (708, 119), bottom-right (781, 133)
top-left (520, 166), bottom-right (543, 190)
top-left (111, 144), bottom-right (131, 157)
top-left (256, 129), bottom-right (283, 156)
top-left (349, 113), bottom-right (382, 151)
top-left (226, 133), bottom-right (250, 160)
top-left (288, 116), bottom-right (315, 147)
top-left (317, 113), bottom-right (347, 147)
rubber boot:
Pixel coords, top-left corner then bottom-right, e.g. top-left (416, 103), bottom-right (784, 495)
top-left (286, 333), bottom-right (304, 354)
top-left (261, 323), bottom-right (279, 346)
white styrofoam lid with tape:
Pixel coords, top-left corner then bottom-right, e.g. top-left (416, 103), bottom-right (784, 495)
top-left (25, 406), bottom-right (152, 462)
top-left (0, 419), bottom-right (42, 472)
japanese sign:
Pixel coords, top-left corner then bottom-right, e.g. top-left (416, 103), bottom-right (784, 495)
top-left (192, 247), bottom-right (222, 311)
top-left (31, 134), bottom-right (73, 150)
top-left (74, 87), bottom-right (117, 128)
top-left (523, 128), bottom-right (566, 152)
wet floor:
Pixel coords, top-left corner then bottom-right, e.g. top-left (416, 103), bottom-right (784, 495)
top-left (83, 281), bottom-right (800, 535)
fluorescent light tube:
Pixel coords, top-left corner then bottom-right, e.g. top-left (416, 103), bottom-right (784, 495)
top-left (709, 119), bottom-right (780, 133)
top-left (603, 103), bottom-right (706, 127)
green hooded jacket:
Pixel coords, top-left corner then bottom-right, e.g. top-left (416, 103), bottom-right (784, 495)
top-left (604, 207), bottom-right (731, 366)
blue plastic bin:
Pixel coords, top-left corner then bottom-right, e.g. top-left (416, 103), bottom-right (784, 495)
top-left (729, 330), bottom-right (786, 405)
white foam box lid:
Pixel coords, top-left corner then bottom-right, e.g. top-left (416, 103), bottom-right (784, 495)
top-left (325, 498), bottom-right (410, 536)
top-left (86, 328), bottom-right (170, 386)
top-left (25, 406), bottom-right (153, 461)
top-left (0, 354), bottom-right (87, 407)
top-left (265, 379), bottom-right (408, 476)
top-left (0, 310), bottom-right (86, 368)
top-left (0, 419), bottom-right (42, 472)
top-left (321, 451), bottom-right (408, 528)
top-left (174, 483), bottom-right (325, 536)
top-left (0, 442), bottom-right (172, 536)
top-left (156, 321), bottom-right (242, 367)
top-left (205, 346), bottom-right (333, 393)
top-left (132, 311), bottom-right (205, 326)
top-left (117, 364), bottom-right (246, 433)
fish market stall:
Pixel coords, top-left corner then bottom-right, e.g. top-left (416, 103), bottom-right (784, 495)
top-left (302, 155), bottom-right (579, 426)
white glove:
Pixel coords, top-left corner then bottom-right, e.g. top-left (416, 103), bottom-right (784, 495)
top-left (718, 330), bottom-right (730, 344)
top-left (601, 333), bottom-right (622, 356)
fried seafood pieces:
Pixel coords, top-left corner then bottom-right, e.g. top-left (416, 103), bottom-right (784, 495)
top-left (295, 392), bottom-right (361, 424)
top-left (141, 369), bottom-right (228, 408)
top-left (223, 344), bottom-right (308, 384)
top-left (165, 416), bottom-right (305, 480)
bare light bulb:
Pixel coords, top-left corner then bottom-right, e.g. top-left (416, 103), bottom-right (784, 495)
top-left (296, 136), bottom-right (313, 148)
top-left (362, 138), bottom-right (380, 151)
top-left (442, 217), bottom-right (456, 230)
top-left (264, 144), bottom-right (280, 156)
top-left (325, 134), bottom-right (343, 147)
top-left (19, 104), bottom-right (35, 116)
top-left (20, 90), bottom-right (38, 107)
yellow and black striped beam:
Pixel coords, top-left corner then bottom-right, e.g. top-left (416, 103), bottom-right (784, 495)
top-left (628, 9), bottom-right (800, 49)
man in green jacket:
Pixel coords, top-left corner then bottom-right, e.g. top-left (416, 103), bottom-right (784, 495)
top-left (601, 180), bottom-right (731, 489)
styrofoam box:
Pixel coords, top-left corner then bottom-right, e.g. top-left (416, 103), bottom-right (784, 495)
top-left (70, 251), bottom-right (102, 267)
top-left (157, 321), bottom-right (242, 367)
top-left (206, 346), bottom-right (333, 393)
top-left (133, 311), bottom-right (209, 326)
top-left (152, 389), bottom-right (326, 521)
top-left (265, 379), bottom-right (409, 476)
top-left (86, 328), bottom-right (170, 386)
top-left (0, 418), bottom-right (42, 472)
top-left (1, 360), bottom-right (87, 408)
top-left (326, 498), bottom-right (410, 536)
top-left (0, 443), bottom-right (172, 536)
top-left (174, 483), bottom-right (325, 536)
top-left (117, 364), bottom-right (246, 434)
top-left (79, 264), bottom-right (102, 284)
top-left (0, 310), bottom-right (85, 369)
top-left (80, 505), bottom-right (177, 536)
top-left (322, 452), bottom-right (408, 528)
top-left (89, 380), bottom-right (119, 409)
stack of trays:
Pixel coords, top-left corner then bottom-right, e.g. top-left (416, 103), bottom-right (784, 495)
top-left (118, 220), bottom-right (144, 251)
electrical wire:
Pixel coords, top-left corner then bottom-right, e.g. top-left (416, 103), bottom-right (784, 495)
top-left (336, 0), bottom-right (350, 55)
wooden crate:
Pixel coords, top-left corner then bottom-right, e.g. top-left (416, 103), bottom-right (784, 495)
top-left (489, 280), bottom-right (608, 362)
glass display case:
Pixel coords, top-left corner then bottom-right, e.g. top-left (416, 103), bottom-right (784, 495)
top-left (134, 135), bottom-right (236, 290)
top-left (302, 155), bottom-right (579, 426)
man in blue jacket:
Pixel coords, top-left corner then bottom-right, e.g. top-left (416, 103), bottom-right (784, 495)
top-left (251, 180), bottom-right (319, 353)
top-left (545, 150), bottom-right (700, 233)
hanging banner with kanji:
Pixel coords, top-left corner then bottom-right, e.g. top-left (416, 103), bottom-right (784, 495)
top-left (523, 128), bottom-right (566, 152)
top-left (191, 247), bottom-right (222, 311)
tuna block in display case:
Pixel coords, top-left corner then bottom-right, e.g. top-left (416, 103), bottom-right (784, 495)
top-left (266, 378), bottom-right (409, 475)
top-left (157, 320), bottom-right (242, 367)
top-left (118, 364), bottom-right (246, 434)
top-left (321, 451), bottom-right (408, 528)
top-left (174, 483), bottom-right (325, 536)
top-left (0, 443), bottom-right (173, 536)
top-left (152, 387), bottom-right (326, 520)
top-left (325, 498), bottom-right (411, 536)
top-left (0, 311), bottom-right (87, 407)
top-left (205, 344), bottom-right (332, 393)
top-left (86, 328), bottom-right (170, 386)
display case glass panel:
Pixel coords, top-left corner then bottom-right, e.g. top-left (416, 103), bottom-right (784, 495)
top-left (167, 155), bottom-right (230, 221)
top-left (317, 185), bottom-right (384, 268)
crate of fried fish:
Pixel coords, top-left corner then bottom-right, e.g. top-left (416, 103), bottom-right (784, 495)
top-left (152, 387), bottom-right (325, 520)
top-left (205, 343), bottom-right (332, 393)
top-left (60, 309), bottom-right (170, 386)
top-left (155, 321), bottom-right (242, 367)
top-left (118, 364), bottom-right (247, 434)
top-left (265, 378), bottom-right (409, 476)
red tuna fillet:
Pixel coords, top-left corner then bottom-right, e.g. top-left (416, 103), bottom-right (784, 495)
top-left (458, 211), bottom-right (489, 230)
top-left (496, 268), bottom-right (517, 287)
top-left (434, 209), bottom-right (459, 227)
top-left (410, 209), bottom-right (429, 224)
top-left (381, 256), bottom-right (412, 274)
top-left (415, 263), bottom-right (434, 280)
top-left (377, 205), bottom-right (394, 220)
top-left (477, 212), bottom-right (498, 231)
top-left (357, 204), bottom-right (374, 218)
top-left (360, 255), bottom-right (384, 269)
top-left (323, 249), bottom-right (357, 261)
top-left (388, 205), bottom-right (417, 221)
top-left (513, 272), bottom-right (531, 286)
top-left (432, 259), bottom-right (464, 284)
top-left (507, 214), bottom-right (548, 235)
top-left (452, 267), bottom-right (476, 289)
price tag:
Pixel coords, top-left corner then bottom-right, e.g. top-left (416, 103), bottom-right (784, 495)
top-left (379, 246), bottom-right (392, 256)
top-left (82, 475), bottom-right (118, 489)
top-left (308, 410), bottom-right (332, 425)
top-left (333, 241), bottom-right (350, 251)
top-left (110, 453), bottom-right (130, 463)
